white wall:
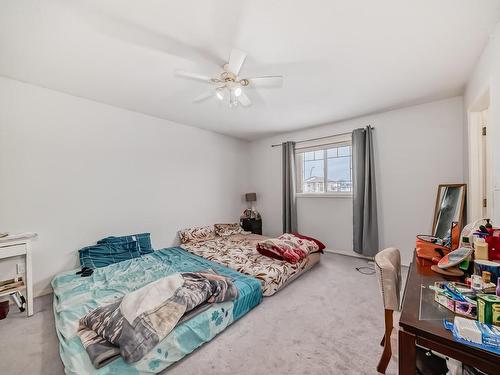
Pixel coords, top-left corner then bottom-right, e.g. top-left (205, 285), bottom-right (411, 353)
top-left (0, 77), bottom-right (249, 296)
top-left (465, 21), bottom-right (500, 224)
top-left (249, 97), bottom-right (465, 265)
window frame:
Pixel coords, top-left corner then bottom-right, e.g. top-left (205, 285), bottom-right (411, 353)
top-left (295, 139), bottom-right (353, 199)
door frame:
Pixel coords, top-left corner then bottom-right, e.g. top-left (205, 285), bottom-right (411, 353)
top-left (467, 89), bottom-right (492, 221)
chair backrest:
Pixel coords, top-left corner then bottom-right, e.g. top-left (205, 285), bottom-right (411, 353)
top-left (374, 247), bottom-right (402, 311)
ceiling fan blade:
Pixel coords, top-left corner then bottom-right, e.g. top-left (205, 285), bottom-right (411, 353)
top-left (193, 90), bottom-right (214, 102)
top-left (175, 70), bottom-right (213, 83)
top-left (247, 76), bottom-right (284, 88)
top-left (227, 49), bottom-right (247, 75)
top-left (237, 92), bottom-right (252, 107)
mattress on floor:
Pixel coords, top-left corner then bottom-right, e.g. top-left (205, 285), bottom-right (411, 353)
top-left (52, 247), bottom-right (262, 375)
top-left (181, 234), bottom-right (321, 297)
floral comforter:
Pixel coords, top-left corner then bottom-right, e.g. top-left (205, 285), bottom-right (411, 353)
top-left (181, 234), bottom-right (317, 296)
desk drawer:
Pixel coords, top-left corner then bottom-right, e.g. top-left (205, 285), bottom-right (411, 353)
top-left (0, 245), bottom-right (26, 259)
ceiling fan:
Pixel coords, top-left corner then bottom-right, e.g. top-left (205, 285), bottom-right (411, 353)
top-left (175, 49), bottom-right (283, 108)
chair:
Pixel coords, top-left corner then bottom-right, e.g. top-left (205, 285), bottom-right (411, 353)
top-left (374, 247), bottom-right (401, 374)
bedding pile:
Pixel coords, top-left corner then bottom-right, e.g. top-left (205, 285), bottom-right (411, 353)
top-left (256, 233), bottom-right (319, 263)
top-left (78, 271), bottom-right (238, 368)
top-left (52, 247), bottom-right (262, 375)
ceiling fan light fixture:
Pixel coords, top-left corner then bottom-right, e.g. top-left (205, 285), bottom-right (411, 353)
top-left (229, 89), bottom-right (238, 107)
top-left (216, 88), bottom-right (224, 101)
top-left (175, 49), bottom-right (283, 108)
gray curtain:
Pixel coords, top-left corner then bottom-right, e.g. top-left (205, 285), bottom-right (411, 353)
top-left (352, 127), bottom-right (379, 256)
top-left (282, 141), bottom-right (298, 233)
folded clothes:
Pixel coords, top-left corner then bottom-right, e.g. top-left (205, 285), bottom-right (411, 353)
top-left (77, 271), bottom-right (238, 368)
top-left (79, 240), bottom-right (141, 269)
top-left (257, 233), bottom-right (318, 263)
top-left (97, 233), bottom-right (153, 255)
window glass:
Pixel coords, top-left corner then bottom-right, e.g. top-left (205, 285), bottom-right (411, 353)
top-left (327, 148), bottom-right (337, 158)
top-left (327, 157), bottom-right (352, 192)
top-left (337, 146), bottom-right (351, 157)
top-left (304, 151), bottom-right (315, 161)
top-left (303, 158), bottom-right (324, 193)
top-left (296, 142), bottom-right (352, 194)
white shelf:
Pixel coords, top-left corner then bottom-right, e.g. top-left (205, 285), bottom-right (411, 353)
top-left (0, 283), bottom-right (25, 298)
top-left (0, 234), bottom-right (36, 316)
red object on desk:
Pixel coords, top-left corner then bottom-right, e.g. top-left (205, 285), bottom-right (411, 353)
top-left (485, 229), bottom-right (500, 260)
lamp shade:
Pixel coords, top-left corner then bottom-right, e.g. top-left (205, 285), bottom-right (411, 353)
top-left (245, 193), bottom-right (257, 202)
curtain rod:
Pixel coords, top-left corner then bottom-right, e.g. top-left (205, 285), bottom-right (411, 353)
top-left (270, 126), bottom-right (374, 147)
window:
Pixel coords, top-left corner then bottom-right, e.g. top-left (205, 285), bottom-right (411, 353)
top-left (296, 142), bottom-right (352, 196)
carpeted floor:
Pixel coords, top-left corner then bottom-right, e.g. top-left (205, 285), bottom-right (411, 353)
top-left (0, 253), bottom-right (403, 375)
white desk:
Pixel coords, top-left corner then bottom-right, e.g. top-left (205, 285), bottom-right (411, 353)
top-left (0, 234), bottom-right (37, 316)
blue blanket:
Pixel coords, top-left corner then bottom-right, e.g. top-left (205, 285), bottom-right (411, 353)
top-left (52, 247), bottom-right (262, 374)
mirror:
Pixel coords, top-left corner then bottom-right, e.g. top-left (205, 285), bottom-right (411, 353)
top-left (432, 184), bottom-right (466, 239)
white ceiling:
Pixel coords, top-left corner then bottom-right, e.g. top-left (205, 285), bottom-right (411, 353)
top-left (1, 0), bottom-right (500, 140)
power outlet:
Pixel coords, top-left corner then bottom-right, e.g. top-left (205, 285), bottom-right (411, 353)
top-left (16, 263), bottom-right (25, 275)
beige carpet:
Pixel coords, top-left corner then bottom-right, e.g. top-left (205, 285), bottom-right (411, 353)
top-left (0, 253), bottom-right (401, 374)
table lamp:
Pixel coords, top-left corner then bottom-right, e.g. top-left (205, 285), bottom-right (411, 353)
top-left (245, 193), bottom-right (257, 219)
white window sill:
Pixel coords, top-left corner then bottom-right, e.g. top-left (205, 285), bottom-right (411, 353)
top-left (296, 193), bottom-right (353, 199)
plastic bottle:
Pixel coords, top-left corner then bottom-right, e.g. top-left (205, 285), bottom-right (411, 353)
top-left (474, 238), bottom-right (489, 260)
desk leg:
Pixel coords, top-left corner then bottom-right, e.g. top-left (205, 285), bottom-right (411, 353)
top-left (25, 242), bottom-right (33, 317)
top-left (398, 329), bottom-right (416, 375)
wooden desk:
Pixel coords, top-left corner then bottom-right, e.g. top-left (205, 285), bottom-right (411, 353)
top-left (399, 252), bottom-right (500, 374)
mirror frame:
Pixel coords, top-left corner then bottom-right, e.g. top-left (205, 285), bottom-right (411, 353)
top-left (432, 184), bottom-right (467, 238)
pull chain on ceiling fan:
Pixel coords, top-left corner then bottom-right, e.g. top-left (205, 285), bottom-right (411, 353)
top-left (175, 49), bottom-right (283, 108)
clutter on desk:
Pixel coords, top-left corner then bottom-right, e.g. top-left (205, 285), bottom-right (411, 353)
top-left (444, 317), bottom-right (500, 355)
top-left (431, 277), bottom-right (500, 324)
top-left (415, 221), bottom-right (461, 263)
top-left (423, 218), bottom-right (500, 323)
top-left (420, 218), bottom-right (500, 276)
top-left (462, 218), bottom-right (500, 260)
top-left (422, 191), bottom-right (500, 352)
top-left (474, 259), bottom-right (500, 285)
top-left (431, 281), bottom-right (477, 319)
top-left (425, 246), bottom-right (472, 276)
top-left (477, 294), bottom-right (500, 326)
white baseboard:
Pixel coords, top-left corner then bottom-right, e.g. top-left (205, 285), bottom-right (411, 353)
top-left (35, 287), bottom-right (53, 298)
